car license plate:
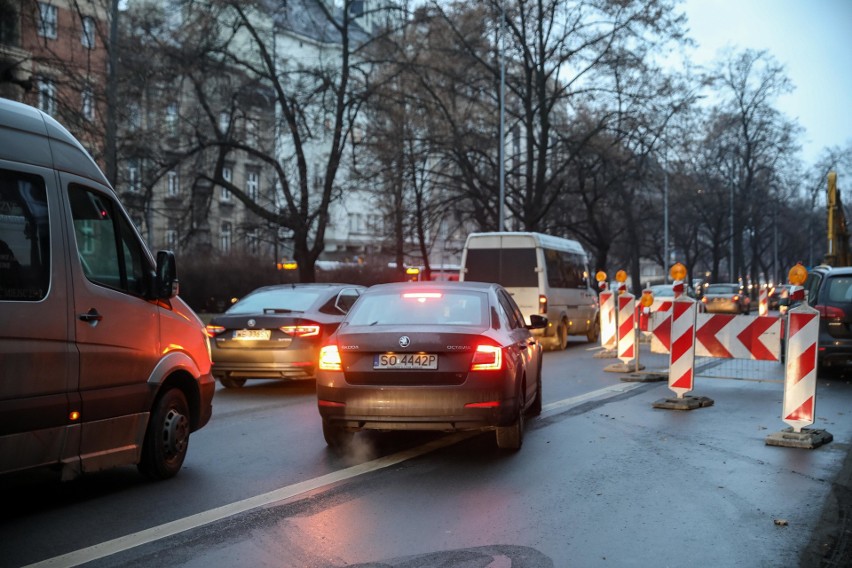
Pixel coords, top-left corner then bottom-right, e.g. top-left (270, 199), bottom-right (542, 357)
top-left (374, 353), bottom-right (438, 370)
top-left (233, 329), bottom-right (271, 340)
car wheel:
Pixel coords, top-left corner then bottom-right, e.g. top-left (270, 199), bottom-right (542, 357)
top-left (496, 391), bottom-right (524, 450)
top-left (322, 419), bottom-right (353, 448)
top-left (138, 388), bottom-right (190, 480)
top-left (586, 317), bottom-right (600, 343)
top-left (528, 367), bottom-right (542, 417)
top-left (220, 376), bottom-right (247, 389)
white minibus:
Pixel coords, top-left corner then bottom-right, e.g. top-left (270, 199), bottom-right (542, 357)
top-left (459, 232), bottom-right (599, 349)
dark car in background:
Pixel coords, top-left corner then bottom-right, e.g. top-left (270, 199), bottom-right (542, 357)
top-left (316, 281), bottom-right (547, 450)
top-left (701, 283), bottom-right (750, 314)
top-left (769, 284), bottom-right (792, 311)
top-left (206, 283), bottom-right (364, 388)
top-left (803, 265), bottom-right (852, 369)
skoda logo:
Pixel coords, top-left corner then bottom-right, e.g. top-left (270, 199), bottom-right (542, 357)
top-left (398, 336), bottom-right (411, 348)
top-left (247, 319), bottom-right (256, 328)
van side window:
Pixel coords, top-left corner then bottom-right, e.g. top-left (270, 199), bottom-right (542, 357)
top-left (68, 185), bottom-right (147, 296)
top-left (0, 170), bottom-right (50, 301)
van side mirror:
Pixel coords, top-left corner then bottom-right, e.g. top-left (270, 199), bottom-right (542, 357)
top-left (155, 250), bottom-right (179, 299)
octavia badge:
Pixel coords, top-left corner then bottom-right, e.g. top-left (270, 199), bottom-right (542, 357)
top-left (399, 336), bottom-right (411, 348)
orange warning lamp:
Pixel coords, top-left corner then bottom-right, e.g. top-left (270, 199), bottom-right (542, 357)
top-left (615, 270), bottom-right (627, 283)
top-left (788, 263), bottom-right (807, 286)
top-left (640, 290), bottom-right (654, 308)
top-left (595, 271), bottom-right (607, 283)
top-left (670, 262), bottom-right (687, 282)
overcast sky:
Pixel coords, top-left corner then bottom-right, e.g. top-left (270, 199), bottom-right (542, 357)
top-left (680, 0), bottom-right (852, 166)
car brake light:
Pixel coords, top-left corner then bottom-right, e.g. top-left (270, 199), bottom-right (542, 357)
top-left (205, 325), bottom-right (225, 337)
top-left (471, 344), bottom-right (503, 371)
top-left (539, 294), bottom-right (547, 314)
top-left (732, 295), bottom-right (739, 301)
top-left (280, 324), bottom-right (320, 337)
top-left (319, 345), bottom-right (342, 371)
top-left (402, 292), bottom-right (442, 303)
top-left (816, 305), bottom-right (845, 319)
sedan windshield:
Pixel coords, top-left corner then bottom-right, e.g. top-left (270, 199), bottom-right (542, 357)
top-left (227, 289), bottom-right (322, 314)
top-left (347, 290), bottom-right (487, 326)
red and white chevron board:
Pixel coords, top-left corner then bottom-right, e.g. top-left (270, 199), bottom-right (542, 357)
top-left (668, 297), bottom-right (697, 397)
top-left (600, 290), bottom-right (617, 349)
top-left (759, 288), bottom-right (768, 316)
top-left (695, 314), bottom-right (782, 361)
top-left (649, 300), bottom-right (674, 353)
top-left (782, 305), bottom-right (820, 432)
top-left (617, 293), bottom-right (635, 364)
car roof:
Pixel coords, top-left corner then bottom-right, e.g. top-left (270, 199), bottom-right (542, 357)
top-left (247, 283), bottom-right (365, 294)
top-left (811, 265), bottom-right (852, 276)
top-left (365, 281), bottom-right (496, 293)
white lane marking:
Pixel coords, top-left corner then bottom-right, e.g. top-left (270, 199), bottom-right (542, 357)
top-left (27, 382), bottom-right (642, 568)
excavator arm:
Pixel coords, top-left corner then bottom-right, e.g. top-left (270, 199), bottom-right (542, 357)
top-left (825, 171), bottom-right (851, 266)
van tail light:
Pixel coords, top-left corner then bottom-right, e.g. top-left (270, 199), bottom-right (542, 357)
top-left (538, 294), bottom-right (547, 314)
top-left (280, 323), bottom-right (321, 337)
top-left (319, 344), bottom-right (342, 371)
top-left (205, 325), bottom-right (226, 337)
top-left (471, 344), bottom-right (503, 371)
top-left (816, 305), bottom-right (845, 319)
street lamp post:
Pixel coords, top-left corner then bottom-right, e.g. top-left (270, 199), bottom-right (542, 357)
top-left (498, 3), bottom-right (506, 232)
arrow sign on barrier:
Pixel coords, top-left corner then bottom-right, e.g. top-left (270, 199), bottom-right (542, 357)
top-left (695, 314), bottom-right (781, 361)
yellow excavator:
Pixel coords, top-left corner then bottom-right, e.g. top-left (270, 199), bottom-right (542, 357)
top-left (824, 171), bottom-right (851, 266)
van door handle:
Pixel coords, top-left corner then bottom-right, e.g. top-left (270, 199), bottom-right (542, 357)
top-left (79, 308), bottom-right (103, 323)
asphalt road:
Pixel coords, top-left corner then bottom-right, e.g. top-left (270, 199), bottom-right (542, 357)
top-left (2, 340), bottom-right (851, 567)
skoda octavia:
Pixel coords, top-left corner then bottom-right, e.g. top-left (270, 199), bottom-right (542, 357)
top-left (316, 281), bottom-right (546, 450)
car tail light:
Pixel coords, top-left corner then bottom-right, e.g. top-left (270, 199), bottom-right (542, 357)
top-left (205, 325), bottom-right (226, 337)
top-left (732, 295), bottom-right (740, 301)
top-left (539, 294), bottom-right (547, 314)
top-left (816, 305), bottom-right (845, 319)
top-left (318, 345), bottom-right (342, 371)
top-left (280, 324), bottom-right (321, 337)
top-left (470, 344), bottom-right (503, 371)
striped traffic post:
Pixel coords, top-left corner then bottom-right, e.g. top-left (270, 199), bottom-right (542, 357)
top-left (653, 263), bottom-right (714, 410)
top-left (617, 292), bottom-right (636, 365)
top-left (595, 271), bottom-right (618, 358)
top-left (766, 264), bottom-right (832, 448)
top-left (759, 287), bottom-right (768, 316)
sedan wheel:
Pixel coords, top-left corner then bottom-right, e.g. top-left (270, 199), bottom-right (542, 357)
top-left (496, 399), bottom-right (524, 450)
top-left (220, 376), bottom-right (247, 389)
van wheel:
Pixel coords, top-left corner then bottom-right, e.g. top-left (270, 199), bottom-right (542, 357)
top-left (586, 317), bottom-right (600, 343)
top-left (559, 319), bottom-right (569, 350)
top-left (138, 388), bottom-right (190, 480)
top-left (220, 376), bottom-right (246, 389)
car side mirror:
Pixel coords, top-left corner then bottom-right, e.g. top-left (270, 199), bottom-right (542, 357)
top-left (155, 250), bottom-right (179, 299)
top-left (527, 314), bottom-right (548, 330)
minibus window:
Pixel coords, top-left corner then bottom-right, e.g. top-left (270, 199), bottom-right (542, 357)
top-left (0, 170), bottom-right (50, 301)
top-left (465, 248), bottom-right (536, 287)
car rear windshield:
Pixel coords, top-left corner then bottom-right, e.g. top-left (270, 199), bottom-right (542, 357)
top-left (464, 248), bottom-right (537, 287)
top-left (346, 290), bottom-right (487, 326)
top-left (227, 289), bottom-right (322, 314)
top-left (706, 284), bottom-right (737, 294)
top-left (824, 276), bottom-right (852, 304)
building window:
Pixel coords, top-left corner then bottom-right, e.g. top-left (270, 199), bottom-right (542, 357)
top-left (167, 171), bottom-right (179, 196)
top-left (82, 88), bottom-right (95, 121)
top-left (127, 103), bottom-right (141, 130)
top-left (246, 170), bottom-right (259, 201)
top-left (247, 229), bottom-right (259, 255)
top-left (37, 78), bottom-right (56, 116)
top-left (245, 117), bottom-right (257, 146)
top-left (219, 111), bottom-right (230, 133)
top-left (221, 166), bottom-right (232, 201)
top-left (165, 229), bottom-right (178, 251)
top-left (127, 159), bottom-right (139, 192)
top-left (37, 3), bottom-right (57, 39)
top-left (348, 213), bottom-right (365, 234)
top-left (220, 222), bottom-right (232, 252)
top-left (165, 102), bottom-right (178, 135)
top-left (81, 16), bottom-right (95, 48)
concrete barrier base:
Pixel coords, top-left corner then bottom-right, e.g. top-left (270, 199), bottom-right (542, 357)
top-left (593, 348), bottom-right (618, 359)
top-left (604, 362), bottom-right (644, 373)
top-left (621, 371), bottom-right (667, 383)
top-left (652, 395), bottom-right (715, 411)
top-left (765, 427), bottom-right (833, 449)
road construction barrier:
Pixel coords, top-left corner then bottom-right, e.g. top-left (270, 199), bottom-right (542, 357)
top-left (600, 290), bottom-right (617, 350)
top-left (781, 304), bottom-right (819, 431)
top-left (649, 301), bottom-right (673, 353)
top-left (617, 292), bottom-right (636, 365)
top-left (694, 313), bottom-right (781, 361)
top-left (668, 296), bottom-right (697, 398)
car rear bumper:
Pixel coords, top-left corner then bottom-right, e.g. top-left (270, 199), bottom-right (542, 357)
top-left (211, 346), bottom-right (317, 379)
top-left (818, 339), bottom-right (852, 367)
